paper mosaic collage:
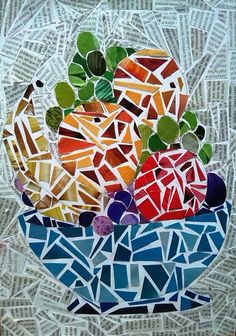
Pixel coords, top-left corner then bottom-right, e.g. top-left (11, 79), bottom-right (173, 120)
top-left (0, 0), bottom-right (236, 335)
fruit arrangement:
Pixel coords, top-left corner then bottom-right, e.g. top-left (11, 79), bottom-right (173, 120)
top-left (42, 31), bottom-right (220, 235)
top-left (3, 31), bottom-right (230, 315)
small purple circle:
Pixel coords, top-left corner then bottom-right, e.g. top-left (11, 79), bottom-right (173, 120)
top-left (14, 177), bottom-right (25, 193)
top-left (120, 213), bottom-right (139, 225)
top-left (205, 172), bottom-right (227, 207)
top-left (92, 215), bottom-right (114, 236)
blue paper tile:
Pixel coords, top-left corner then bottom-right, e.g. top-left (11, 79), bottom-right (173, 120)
top-left (189, 252), bottom-right (211, 263)
top-left (133, 247), bottom-right (162, 261)
top-left (141, 277), bottom-right (158, 299)
top-left (184, 267), bottom-right (206, 287)
top-left (58, 227), bottom-right (83, 237)
top-left (18, 215), bottom-right (27, 235)
top-left (166, 274), bottom-right (178, 293)
top-left (168, 232), bottom-right (179, 260)
top-left (91, 276), bottom-right (98, 298)
top-left (169, 292), bottom-right (178, 301)
top-left (89, 237), bottom-right (103, 258)
top-left (144, 265), bottom-right (169, 291)
top-left (30, 242), bottom-right (45, 258)
top-left (202, 254), bottom-right (217, 266)
top-left (114, 225), bottom-right (127, 243)
top-left (140, 221), bottom-right (162, 234)
top-left (73, 239), bottom-right (94, 257)
top-left (176, 267), bottom-right (183, 290)
top-left (217, 210), bottom-right (228, 233)
top-left (101, 265), bottom-right (111, 286)
top-left (44, 262), bottom-right (66, 277)
top-left (186, 212), bottom-right (216, 223)
top-left (172, 254), bottom-right (187, 263)
top-left (60, 269), bottom-right (77, 286)
top-left (182, 232), bottom-right (198, 251)
top-left (185, 290), bottom-right (196, 299)
top-left (71, 260), bottom-right (93, 281)
top-left (130, 264), bottom-right (140, 287)
top-left (185, 224), bottom-right (205, 234)
top-left (131, 231), bottom-right (158, 251)
top-left (160, 232), bottom-right (170, 258)
top-left (166, 222), bottom-right (183, 230)
top-left (101, 236), bottom-right (112, 252)
top-left (204, 225), bottom-right (216, 233)
top-left (43, 244), bottom-right (72, 259)
top-left (197, 234), bottom-right (212, 252)
top-left (114, 264), bottom-right (128, 289)
top-left (48, 230), bottom-right (60, 246)
top-left (74, 286), bottom-right (92, 301)
top-left (99, 284), bottom-right (118, 302)
top-left (114, 244), bottom-right (131, 261)
top-left (115, 290), bottom-right (136, 301)
top-left (60, 238), bottom-right (89, 267)
top-left (27, 215), bottom-right (43, 226)
top-left (92, 252), bottom-right (107, 267)
top-left (209, 231), bottom-right (224, 249)
top-left (121, 232), bottom-right (129, 247)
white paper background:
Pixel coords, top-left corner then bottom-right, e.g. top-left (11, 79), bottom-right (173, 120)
top-left (0, 0), bottom-right (236, 335)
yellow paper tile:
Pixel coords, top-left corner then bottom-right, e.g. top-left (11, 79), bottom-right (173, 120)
top-left (65, 212), bottom-right (73, 223)
top-left (178, 76), bottom-right (184, 90)
top-left (31, 193), bottom-right (41, 202)
top-left (153, 91), bottom-right (165, 115)
top-left (123, 126), bottom-right (132, 143)
top-left (117, 165), bottom-right (135, 185)
top-left (28, 116), bottom-right (41, 133)
top-left (60, 149), bottom-right (94, 161)
top-left (39, 162), bottom-right (51, 183)
top-left (16, 99), bottom-right (28, 116)
top-left (114, 80), bottom-right (158, 93)
top-left (81, 126), bottom-right (105, 151)
top-left (35, 135), bottom-right (48, 151)
top-left (51, 174), bottom-right (71, 196)
top-left (141, 118), bottom-right (154, 127)
top-left (42, 206), bottom-right (64, 221)
top-left (135, 139), bottom-right (143, 158)
top-left (16, 171), bottom-right (28, 185)
top-left (62, 161), bottom-right (76, 176)
top-left (126, 90), bottom-right (142, 105)
top-left (77, 117), bottom-right (100, 137)
top-left (64, 113), bottom-right (80, 129)
top-left (27, 161), bottom-right (36, 176)
top-left (99, 110), bottom-right (120, 129)
top-left (77, 156), bottom-right (93, 168)
top-left (36, 194), bottom-right (52, 209)
top-left (28, 153), bottom-right (52, 161)
top-left (101, 139), bottom-right (117, 145)
top-left (3, 140), bottom-right (19, 171)
top-left (77, 174), bottom-right (102, 195)
top-left (27, 181), bottom-right (41, 192)
top-left (79, 190), bottom-right (101, 206)
top-left (50, 167), bottom-right (63, 187)
top-left (104, 102), bottom-right (120, 114)
top-left (60, 181), bottom-right (78, 202)
top-left (136, 49), bottom-right (169, 57)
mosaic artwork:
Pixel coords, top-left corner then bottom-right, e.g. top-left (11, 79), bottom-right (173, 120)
top-left (58, 102), bottom-right (142, 194)
top-left (134, 149), bottom-right (208, 221)
top-left (20, 201), bottom-right (230, 314)
top-left (2, 25), bottom-right (231, 316)
top-left (114, 49), bottom-right (189, 124)
top-left (1, 0), bottom-right (236, 335)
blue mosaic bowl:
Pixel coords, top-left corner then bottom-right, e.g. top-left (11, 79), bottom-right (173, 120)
top-left (19, 201), bottom-right (231, 314)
